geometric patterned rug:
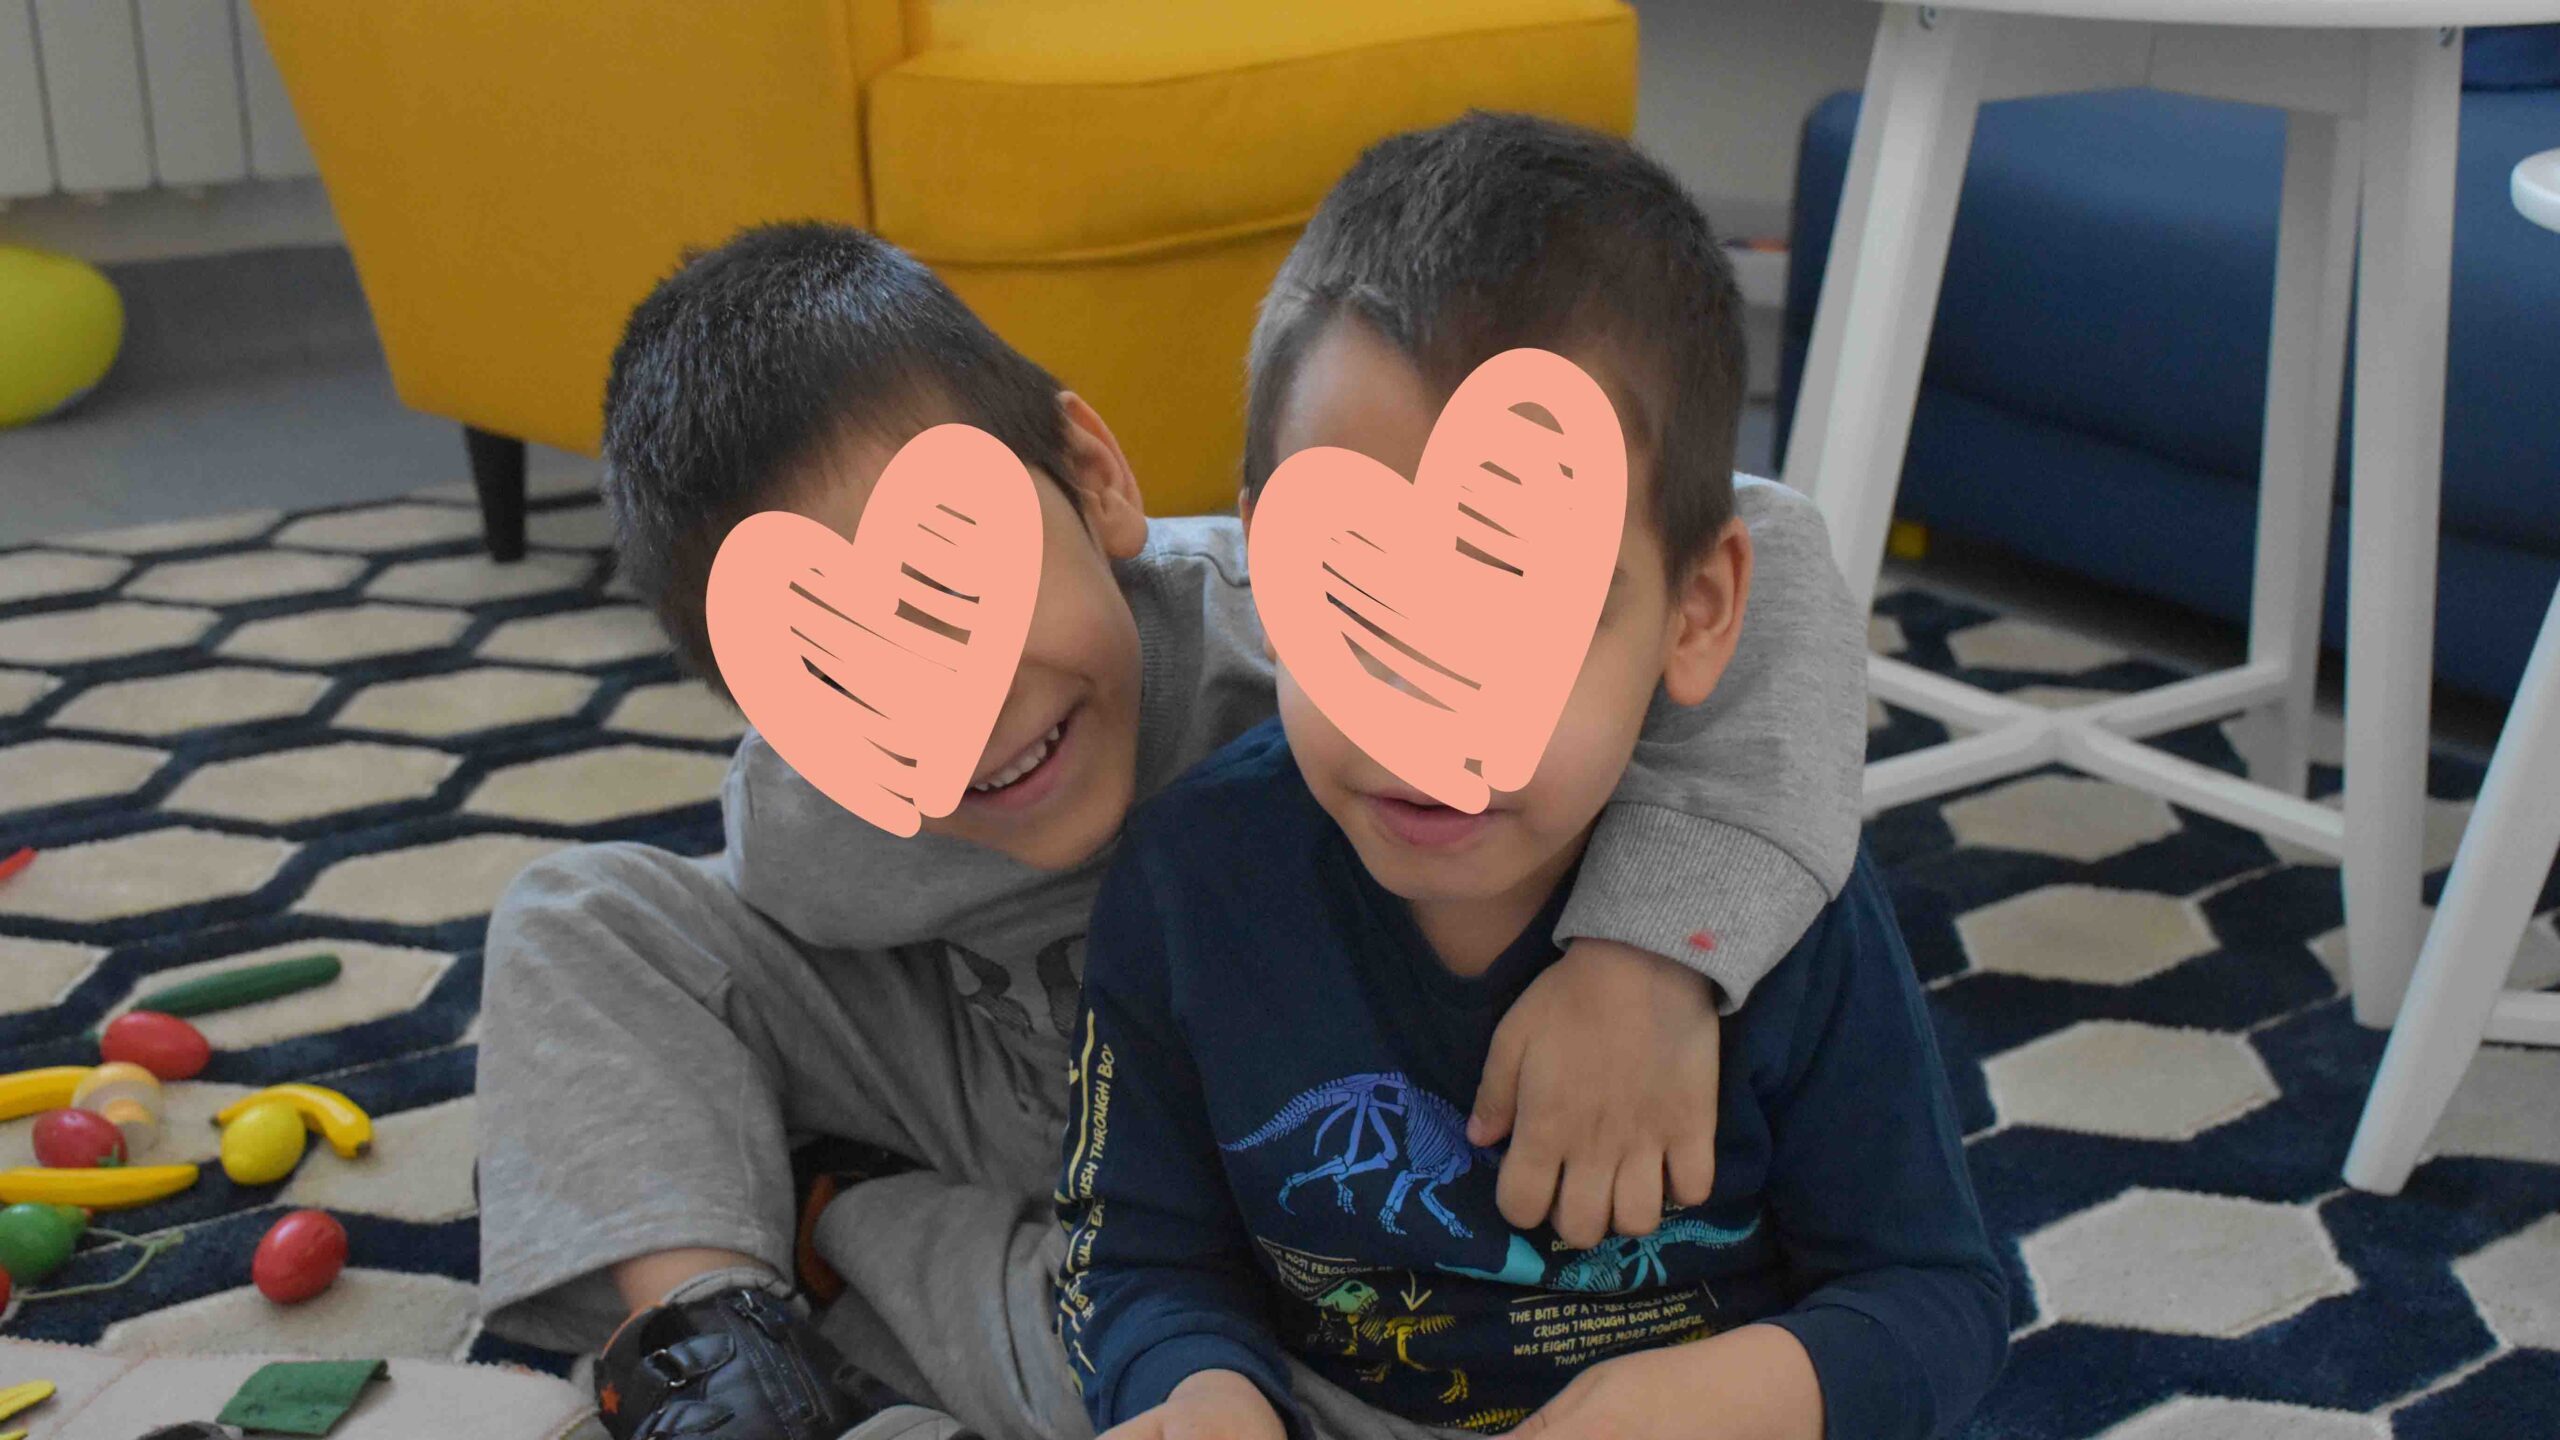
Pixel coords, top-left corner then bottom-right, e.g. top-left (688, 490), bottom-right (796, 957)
top-left (2, 479), bottom-right (2555, 1436)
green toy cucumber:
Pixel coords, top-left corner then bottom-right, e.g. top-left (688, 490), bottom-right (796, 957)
top-left (131, 955), bottom-right (342, 1018)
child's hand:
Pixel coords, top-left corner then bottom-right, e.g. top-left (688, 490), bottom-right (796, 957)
top-left (1513, 1326), bottom-right (1821, 1440)
top-left (1099, 1370), bottom-right (1288, 1440)
top-left (1470, 938), bottom-right (1721, 1248)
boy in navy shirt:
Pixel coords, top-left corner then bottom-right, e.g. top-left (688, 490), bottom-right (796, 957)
top-left (1056, 114), bottom-right (2007, 1440)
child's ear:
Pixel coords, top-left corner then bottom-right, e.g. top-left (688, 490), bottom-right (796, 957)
top-left (1661, 520), bottom-right (1751, 708)
top-left (1056, 391), bottom-right (1148, 562)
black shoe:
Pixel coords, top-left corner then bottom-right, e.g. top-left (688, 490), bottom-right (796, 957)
top-left (596, 1285), bottom-right (874, 1440)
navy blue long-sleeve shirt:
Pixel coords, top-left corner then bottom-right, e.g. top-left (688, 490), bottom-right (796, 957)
top-left (1055, 723), bottom-right (2007, 1440)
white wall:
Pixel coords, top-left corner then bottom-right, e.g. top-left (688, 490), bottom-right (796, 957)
top-left (1629, 0), bottom-right (1879, 240)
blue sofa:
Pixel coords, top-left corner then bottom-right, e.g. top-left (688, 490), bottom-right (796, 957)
top-left (1778, 27), bottom-right (2560, 702)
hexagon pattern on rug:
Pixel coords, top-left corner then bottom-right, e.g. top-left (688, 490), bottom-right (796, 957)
top-left (1949, 617), bottom-right (2127, 674)
top-left (2096, 1397), bottom-right (2387, 1440)
top-left (125, 549), bottom-right (364, 604)
top-left (2420, 1044), bottom-right (2560, 1169)
top-left (607, 680), bottom-right (744, 740)
top-left (0, 601), bottom-right (216, 664)
top-left (282, 1097), bottom-right (477, 1223)
top-left (2022, 1189), bottom-right (2354, 1337)
top-left (366, 551), bottom-right (593, 605)
top-left (0, 549), bottom-right (130, 603)
top-left (0, 828), bottom-right (294, 923)
top-left (2007, 685), bottom-right (2121, 711)
top-left (1958, 885), bottom-right (2217, 984)
top-left (218, 602), bottom-right (467, 665)
top-left (273, 502), bottom-right (486, 553)
top-left (0, 668), bottom-right (55, 717)
top-left (465, 744), bottom-right (730, 825)
top-left (48, 666), bottom-right (332, 735)
top-left (0, 737), bottom-right (167, 812)
top-left (1986, 1022), bottom-right (2276, 1140)
top-left (0, 935), bottom-right (103, 1013)
top-left (0, 518), bottom-right (2549, 1426)
top-left (2309, 906), bottom-right (2560, 997)
top-left (103, 938), bottom-right (454, 1047)
top-left (477, 605), bottom-right (664, 665)
top-left (295, 833), bottom-right (569, 925)
top-left (161, 740), bottom-right (458, 823)
top-left (97, 1269), bottom-right (481, 1361)
top-left (1947, 775), bottom-right (2181, 863)
top-left (2454, 1215), bottom-right (2560, 1351)
top-left (333, 666), bottom-right (597, 737)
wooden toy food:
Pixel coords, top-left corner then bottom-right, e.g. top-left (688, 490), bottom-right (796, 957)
top-left (99, 1012), bottom-right (211, 1081)
top-left (253, 1209), bottom-right (346, 1304)
top-left (30, 1109), bottom-right (124, 1169)
top-left (219, 1100), bottom-right (308, 1186)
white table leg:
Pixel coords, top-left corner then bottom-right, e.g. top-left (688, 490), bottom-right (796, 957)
top-left (1780, 3), bottom-right (1988, 609)
top-left (2341, 28), bottom-right (2462, 1028)
top-left (2241, 110), bottom-right (2358, 798)
top-left (2346, 580), bottom-right (2560, 1193)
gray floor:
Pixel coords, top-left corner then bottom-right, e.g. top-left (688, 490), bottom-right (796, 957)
top-left (0, 248), bottom-right (588, 544)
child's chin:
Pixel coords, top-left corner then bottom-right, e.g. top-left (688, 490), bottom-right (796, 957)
top-left (1353, 839), bottom-right (1525, 905)
top-left (958, 786), bottom-right (1130, 872)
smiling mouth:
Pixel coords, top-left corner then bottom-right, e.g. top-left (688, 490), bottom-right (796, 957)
top-left (971, 720), bottom-right (1065, 794)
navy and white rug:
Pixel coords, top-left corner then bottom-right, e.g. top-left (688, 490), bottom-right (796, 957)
top-left (0, 482), bottom-right (2554, 1436)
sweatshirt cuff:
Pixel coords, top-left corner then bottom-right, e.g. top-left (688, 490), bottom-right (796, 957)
top-left (1116, 1334), bottom-right (1304, 1440)
top-left (1557, 807), bottom-right (1830, 1013)
top-left (1766, 1306), bottom-right (1926, 1440)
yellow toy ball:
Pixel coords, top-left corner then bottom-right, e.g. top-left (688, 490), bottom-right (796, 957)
top-left (0, 246), bottom-right (122, 427)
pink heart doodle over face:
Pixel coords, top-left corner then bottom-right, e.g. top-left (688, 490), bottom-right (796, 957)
top-left (705, 423), bottom-right (1044, 836)
top-left (1248, 348), bottom-right (1628, 813)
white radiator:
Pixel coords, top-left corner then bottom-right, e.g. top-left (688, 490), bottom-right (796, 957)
top-left (0, 0), bottom-right (314, 201)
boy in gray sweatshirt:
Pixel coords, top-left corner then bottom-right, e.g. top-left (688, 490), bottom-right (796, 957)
top-left (474, 218), bottom-right (1868, 1440)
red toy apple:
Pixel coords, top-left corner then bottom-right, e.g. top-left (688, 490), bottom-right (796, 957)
top-left (31, 1107), bottom-right (126, 1168)
top-left (253, 1208), bottom-right (346, 1304)
top-left (100, 1011), bottom-right (212, 1081)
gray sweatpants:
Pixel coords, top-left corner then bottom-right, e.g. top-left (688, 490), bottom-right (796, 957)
top-left (478, 842), bottom-right (1464, 1440)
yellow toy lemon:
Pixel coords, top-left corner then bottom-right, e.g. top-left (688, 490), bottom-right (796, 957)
top-left (0, 246), bottom-right (122, 427)
top-left (220, 1099), bottom-right (309, 1186)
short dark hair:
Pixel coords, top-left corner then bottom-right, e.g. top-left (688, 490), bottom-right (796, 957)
top-left (1244, 112), bottom-right (1744, 579)
top-left (601, 222), bottom-right (1073, 691)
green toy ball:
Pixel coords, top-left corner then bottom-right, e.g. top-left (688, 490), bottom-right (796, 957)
top-left (0, 246), bottom-right (123, 427)
top-left (0, 1201), bottom-right (83, 1285)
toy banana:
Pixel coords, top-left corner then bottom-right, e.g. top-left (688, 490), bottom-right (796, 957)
top-left (0, 1067), bottom-right (90, 1123)
top-left (212, 1083), bottom-right (372, 1158)
top-left (0, 1376), bottom-right (51, 1440)
top-left (0, 1164), bottom-right (198, 1210)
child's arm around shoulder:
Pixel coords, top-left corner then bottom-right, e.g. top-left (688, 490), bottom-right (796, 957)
top-left (1477, 479), bottom-right (1868, 1247)
top-left (1056, 815), bottom-right (1303, 1440)
top-left (1563, 476), bottom-right (1868, 1007)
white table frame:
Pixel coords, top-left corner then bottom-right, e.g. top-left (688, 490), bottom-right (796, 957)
top-left (1788, 4), bottom-right (2493, 1026)
top-left (2343, 148), bottom-right (2560, 1194)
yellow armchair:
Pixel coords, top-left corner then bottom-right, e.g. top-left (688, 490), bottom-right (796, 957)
top-left (252, 0), bottom-right (1636, 556)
